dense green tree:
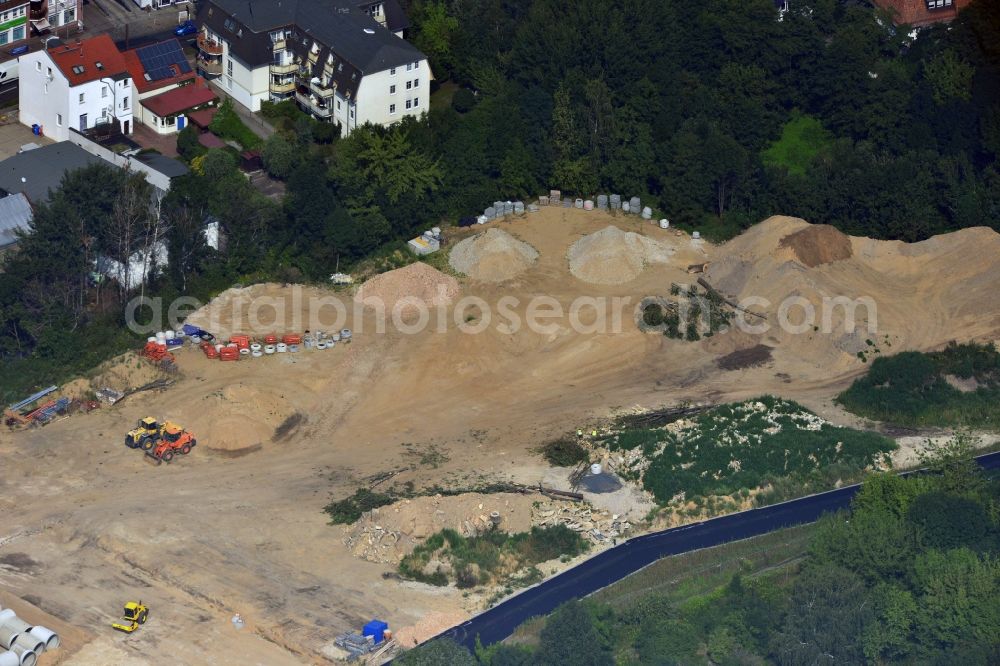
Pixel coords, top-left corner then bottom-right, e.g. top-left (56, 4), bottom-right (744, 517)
top-left (395, 638), bottom-right (476, 666)
top-left (535, 601), bottom-right (613, 666)
top-left (261, 134), bottom-right (300, 179)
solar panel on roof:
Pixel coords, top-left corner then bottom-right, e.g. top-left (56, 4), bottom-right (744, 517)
top-left (136, 41), bottom-right (190, 81)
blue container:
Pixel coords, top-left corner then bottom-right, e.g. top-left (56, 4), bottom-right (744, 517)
top-left (362, 619), bottom-right (388, 644)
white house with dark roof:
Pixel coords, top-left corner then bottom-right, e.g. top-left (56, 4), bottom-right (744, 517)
top-left (195, 0), bottom-right (429, 135)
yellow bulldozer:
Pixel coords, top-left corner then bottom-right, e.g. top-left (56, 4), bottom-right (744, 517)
top-left (125, 417), bottom-right (163, 449)
top-left (112, 600), bottom-right (149, 633)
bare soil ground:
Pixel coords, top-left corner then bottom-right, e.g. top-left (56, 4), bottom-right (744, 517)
top-left (3, 210), bottom-right (1000, 663)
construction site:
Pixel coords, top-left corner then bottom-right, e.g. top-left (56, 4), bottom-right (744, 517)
top-left (2, 206), bottom-right (1000, 664)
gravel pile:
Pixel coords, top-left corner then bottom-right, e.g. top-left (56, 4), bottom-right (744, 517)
top-left (568, 225), bottom-right (675, 284)
top-left (449, 228), bottom-right (539, 282)
top-left (353, 262), bottom-right (460, 317)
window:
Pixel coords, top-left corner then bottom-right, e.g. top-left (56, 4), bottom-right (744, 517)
top-left (102, 87), bottom-right (108, 98)
top-left (11, 25), bottom-right (22, 41)
top-left (390, 67), bottom-right (395, 75)
top-left (337, 100), bottom-right (341, 110)
top-left (405, 99), bottom-right (411, 110)
top-left (0, 33), bottom-right (7, 47)
top-left (46, 66), bottom-right (52, 77)
top-left (72, 65), bottom-right (84, 75)
top-left (227, 59), bottom-right (233, 76)
top-left (389, 103), bottom-right (395, 114)
top-left (56, 113), bottom-right (62, 126)
top-left (35, 62), bottom-right (40, 72)
top-left (123, 96), bottom-right (129, 110)
top-left (64, 7), bottom-right (75, 22)
top-left (350, 108), bottom-right (354, 118)
top-left (79, 92), bottom-right (85, 103)
top-left (413, 97), bottom-right (419, 107)
top-left (406, 63), bottom-right (411, 71)
top-left (405, 80), bottom-right (411, 90)
top-left (389, 84), bottom-right (395, 94)
top-left (412, 78), bottom-right (419, 88)
top-left (412, 61), bottom-right (418, 69)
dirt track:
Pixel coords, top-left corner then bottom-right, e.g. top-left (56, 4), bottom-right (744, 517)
top-left (2, 210), bottom-right (1000, 664)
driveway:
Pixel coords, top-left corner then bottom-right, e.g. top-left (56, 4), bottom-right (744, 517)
top-left (0, 118), bottom-right (53, 160)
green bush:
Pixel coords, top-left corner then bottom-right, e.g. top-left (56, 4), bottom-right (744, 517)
top-left (642, 303), bottom-right (664, 327)
top-left (452, 88), bottom-right (477, 113)
top-left (539, 438), bottom-right (589, 467)
top-left (209, 99), bottom-right (263, 150)
top-left (837, 343), bottom-right (1000, 428)
top-left (323, 488), bottom-right (395, 524)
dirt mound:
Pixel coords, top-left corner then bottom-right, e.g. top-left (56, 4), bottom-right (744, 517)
top-left (395, 611), bottom-right (468, 649)
top-left (716, 345), bottom-right (773, 371)
top-left (568, 225), bottom-right (676, 285)
top-left (449, 228), bottom-right (539, 282)
top-left (779, 224), bottom-right (853, 267)
top-left (354, 263), bottom-right (460, 317)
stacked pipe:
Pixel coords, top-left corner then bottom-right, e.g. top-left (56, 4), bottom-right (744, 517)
top-left (0, 606), bottom-right (60, 666)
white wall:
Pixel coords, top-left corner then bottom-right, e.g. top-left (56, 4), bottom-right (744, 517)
top-left (219, 42), bottom-right (268, 111)
top-left (18, 51), bottom-right (133, 141)
top-left (67, 131), bottom-right (174, 194)
top-left (354, 58), bottom-right (429, 131)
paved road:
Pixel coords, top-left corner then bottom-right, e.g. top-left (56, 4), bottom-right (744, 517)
top-left (437, 450), bottom-right (1000, 650)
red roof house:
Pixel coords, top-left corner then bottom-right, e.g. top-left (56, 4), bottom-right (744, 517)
top-left (123, 38), bottom-right (198, 97)
top-left (873, 0), bottom-right (973, 26)
top-left (47, 35), bottom-right (129, 85)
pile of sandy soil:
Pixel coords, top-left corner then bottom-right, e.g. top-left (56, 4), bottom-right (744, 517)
top-left (778, 224), bottom-right (853, 267)
top-left (394, 611), bottom-right (468, 649)
top-left (568, 225), bottom-right (675, 284)
top-left (187, 382), bottom-right (300, 453)
top-left (705, 216), bottom-right (1000, 374)
top-left (353, 263), bottom-right (460, 317)
top-left (343, 493), bottom-right (536, 564)
top-left (449, 228), bottom-right (539, 282)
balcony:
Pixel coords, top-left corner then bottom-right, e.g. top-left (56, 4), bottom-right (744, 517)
top-left (308, 78), bottom-right (335, 98)
top-left (270, 62), bottom-right (297, 75)
top-left (272, 38), bottom-right (286, 51)
top-left (270, 79), bottom-right (295, 94)
top-left (198, 57), bottom-right (222, 76)
top-left (197, 34), bottom-right (223, 56)
top-left (295, 91), bottom-right (332, 118)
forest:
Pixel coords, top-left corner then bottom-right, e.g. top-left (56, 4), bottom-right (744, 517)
top-left (397, 437), bottom-right (1000, 665)
top-left (2, 0), bottom-right (999, 395)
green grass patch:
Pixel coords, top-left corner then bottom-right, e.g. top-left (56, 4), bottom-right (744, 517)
top-left (323, 488), bottom-right (395, 524)
top-left (837, 342), bottom-right (1000, 429)
top-left (761, 112), bottom-right (834, 176)
top-left (604, 397), bottom-right (895, 504)
top-left (399, 525), bottom-right (589, 588)
top-left (209, 99), bottom-right (263, 150)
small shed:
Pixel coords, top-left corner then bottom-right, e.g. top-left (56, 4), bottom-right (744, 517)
top-left (198, 132), bottom-right (226, 149)
top-left (240, 150), bottom-right (262, 172)
top-left (362, 619), bottom-right (388, 644)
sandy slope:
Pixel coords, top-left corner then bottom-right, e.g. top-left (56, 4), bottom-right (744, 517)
top-left (2, 209), bottom-right (999, 664)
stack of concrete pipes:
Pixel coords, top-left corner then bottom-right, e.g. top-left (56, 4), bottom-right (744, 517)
top-left (0, 607), bottom-right (60, 666)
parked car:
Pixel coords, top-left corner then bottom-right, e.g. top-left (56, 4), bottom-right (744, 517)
top-left (8, 44), bottom-right (29, 57)
top-left (174, 20), bottom-right (197, 37)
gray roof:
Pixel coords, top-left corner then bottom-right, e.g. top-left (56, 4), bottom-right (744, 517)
top-left (203, 0), bottom-right (423, 73)
top-left (0, 142), bottom-right (105, 205)
top-left (133, 152), bottom-right (190, 178)
top-left (0, 192), bottom-right (33, 248)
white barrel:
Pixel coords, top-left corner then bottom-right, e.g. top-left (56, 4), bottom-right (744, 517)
top-left (621, 202), bottom-right (630, 213)
top-left (250, 343), bottom-right (262, 352)
top-left (331, 333), bottom-right (340, 342)
top-left (276, 343), bottom-right (288, 353)
top-left (239, 348), bottom-right (250, 356)
top-left (164, 330), bottom-right (175, 340)
top-left (264, 345), bottom-right (275, 355)
top-left (226, 342), bottom-right (236, 348)
top-left (146, 336), bottom-right (157, 343)
top-left (659, 219), bottom-right (669, 229)
top-left (288, 344), bottom-right (300, 353)
top-left (431, 227), bottom-right (441, 236)
top-left (590, 463), bottom-right (602, 475)
top-left (692, 231), bottom-right (701, 239)
top-left (214, 344), bottom-right (223, 353)
top-left (316, 342), bottom-right (327, 350)
top-left (155, 332), bottom-right (166, 343)
top-left (251, 350), bottom-right (263, 358)
top-left (583, 200), bottom-right (594, 210)
top-left (574, 198), bottom-right (583, 208)
top-left (340, 328), bottom-right (352, 340)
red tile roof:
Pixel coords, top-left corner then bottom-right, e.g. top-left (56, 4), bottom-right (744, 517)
top-left (186, 106), bottom-right (219, 129)
top-left (48, 35), bottom-right (129, 86)
top-left (124, 39), bottom-right (198, 94)
top-left (873, 0), bottom-right (973, 25)
top-left (141, 82), bottom-right (217, 118)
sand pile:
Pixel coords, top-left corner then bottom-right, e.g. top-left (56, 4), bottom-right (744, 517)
top-left (343, 493), bottom-right (536, 564)
top-left (568, 225), bottom-right (675, 284)
top-left (449, 228), bottom-right (539, 282)
top-left (706, 216), bottom-right (1000, 373)
top-left (779, 224), bottom-right (853, 267)
top-left (353, 263), bottom-right (460, 317)
top-left (394, 611), bottom-right (468, 648)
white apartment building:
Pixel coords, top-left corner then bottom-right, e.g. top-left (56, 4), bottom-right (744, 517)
top-left (196, 0), bottom-right (428, 135)
top-left (18, 35), bottom-right (133, 142)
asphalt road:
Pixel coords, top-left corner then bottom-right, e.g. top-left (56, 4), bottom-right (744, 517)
top-left (437, 450), bottom-right (1000, 650)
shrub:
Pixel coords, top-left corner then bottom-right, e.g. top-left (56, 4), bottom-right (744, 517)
top-left (209, 99), bottom-right (263, 150)
top-left (539, 438), bottom-right (589, 467)
top-left (323, 488), bottom-right (395, 524)
top-left (452, 87), bottom-right (477, 113)
top-left (642, 303), bottom-right (664, 327)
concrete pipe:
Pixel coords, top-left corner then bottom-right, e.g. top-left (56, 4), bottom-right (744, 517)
top-left (0, 627), bottom-right (17, 653)
top-left (0, 651), bottom-right (18, 666)
top-left (0, 611), bottom-right (15, 626)
top-left (27, 627), bottom-right (58, 651)
top-left (7, 644), bottom-right (34, 666)
top-left (11, 635), bottom-right (42, 656)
